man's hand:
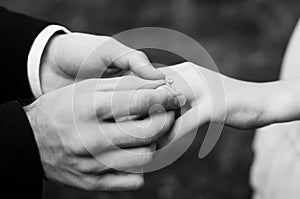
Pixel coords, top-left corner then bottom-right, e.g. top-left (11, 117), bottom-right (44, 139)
top-left (40, 33), bottom-right (165, 94)
top-left (25, 76), bottom-right (185, 191)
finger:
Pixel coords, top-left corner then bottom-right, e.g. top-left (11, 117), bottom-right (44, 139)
top-left (95, 86), bottom-right (186, 119)
top-left (105, 111), bottom-right (175, 148)
top-left (101, 67), bottom-right (125, 78)
top-left (114, 50), bottom-right (165, 80)
top-left (97, 145), bottom-right (156, 173)
top-left (72, 112), bottom-right (174, 156)
top-left (157, 107), bottom-right (209, 148)
top-left (93, 173), bottom-right (144, 191)
top-left (72, 77), bottom-right (166, 94)
top-left (104, 66), bottom-right (123, 75)
top-left (69, 111), bottom-right (171, 157)
top-left (64, 171), bottom-right (144, 191)
top-left (102, 38), bottom-right (164, 80)
top-left (96, 76), bottom-right (167, 91)
top-left (74, 144), bottom-right (156, 174)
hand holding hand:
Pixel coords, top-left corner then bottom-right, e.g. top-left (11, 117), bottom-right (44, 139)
top-left (40, 33), bottom-right (165, 94)
top-left (25, 76), bottom-right (185, 191)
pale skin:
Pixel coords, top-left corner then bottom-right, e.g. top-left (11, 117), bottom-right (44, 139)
top-left (28, 31), bottom-right (300, 191)
top-left (157, 62), bottom-right (300, 144)
top-left (26, 76), bottom-right (185, 191)
top-left (40, 33), bottom-right (166, 93)
top-left (25, 33), bottom-right (186, 191)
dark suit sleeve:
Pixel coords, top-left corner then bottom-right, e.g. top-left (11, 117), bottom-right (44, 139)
top-left (0, 7), bottom-right (51, 198)
top-left (0, 101), bottom-right (43, 198)
top-left (0, 6), bottom-right (50, 104)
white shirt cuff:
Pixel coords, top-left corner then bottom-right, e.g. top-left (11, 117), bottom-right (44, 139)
top-left (27, 25), bottom-right (70, 98)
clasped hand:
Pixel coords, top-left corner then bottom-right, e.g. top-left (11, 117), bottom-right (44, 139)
top-left (27, 32), bottom-right (296, 192)
top-left (26, 33), bottom-right (186, 191)
top-left (26, 76), bottom-right (185, 191)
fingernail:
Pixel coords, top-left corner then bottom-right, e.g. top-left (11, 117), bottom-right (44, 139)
top-left (156, 84), bottom-right (172, 91)
top-left (151, 68), bottom-right (166, 79)
top-left (166, 79), bottom-right (174, 84)
top-left (144, 80), bottom-right (166, 89)
top-left (174, 90), bottom-right (183, 96)
top-left (175, 94), bottom-right (186, 107)
top-left (154, 79), bottom-right (167, 86)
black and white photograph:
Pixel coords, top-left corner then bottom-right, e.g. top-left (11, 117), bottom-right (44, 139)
top-left (0, 0), bottom-right (299, 199)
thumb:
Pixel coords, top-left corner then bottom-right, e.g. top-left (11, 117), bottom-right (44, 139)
top-left (114, 49), bottom-right (165, 80)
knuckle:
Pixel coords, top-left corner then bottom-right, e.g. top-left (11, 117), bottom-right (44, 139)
top-left (69, 144), bottom-right (84, 155)
top-left (66, 136), bottom-right (85, 155)
top-left (154, 89), bottom-right (173, 107)
top-left (109, 37), bottom-right (122, 47)
top-left (134, 50), bottom-right (147, 58)
top-left (143, 94), bottom-right (154, 108)
top-left (166, 111), bottom-right (175, 122)
top-left (141, 136), bottom-right (154, 145)
top-left (70, 175), bottom-right (97, 191)
top-left (161, 91), bottom-right (173, 107)
top-left (75, 161), bottom-right (93, 174)
top-left (141, 129), bottom-right (157, 144)
top-left (142, 123), bottom-right (161, 140)
top-left (138, 151), bottom-right (154, 165)
top-left (132, 176), bottom-right (145, 190)
top-left (102, 36), bottom-right (116, 43)
top-left (184, 61), bottom-right (195, 68)
top-left (82, 178), bottom-right (98, 191)
top-left (131, 92), bottom-right (151, 112)
top-left (102, 35), bottom-right (112, 40)
top-left (146, 114), bottom-right (174, 139)
top-left (163, 112), bottom-right (175, 129)
top-left (160, 111), bottom-right (174, 124)
top-left (96, 94), bottom-right (110, 118)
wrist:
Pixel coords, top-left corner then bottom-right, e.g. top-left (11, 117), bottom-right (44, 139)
top-left (24, 102), bottom-right (39, 139)
top-left (40, 33), bottom-right (65, 93)
top-left (23, 101), bottom-right (46, 176)
top-left (223, 77), bottom-right (271, 129)
top-left (23, 98), bottom-right (47, 150)
top-left (28, 25), bottom-right (70, 97)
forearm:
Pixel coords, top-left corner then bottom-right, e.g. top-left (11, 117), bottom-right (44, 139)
top-left (261, 78), bottom-right (300, 123)
top-left (0, 101), bottom-right (43, 197)
top-left (220, 76), bottom-right (300, 128)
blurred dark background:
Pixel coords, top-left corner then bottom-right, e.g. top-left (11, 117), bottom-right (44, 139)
top-left (1, 0), bottom-right (299, 198)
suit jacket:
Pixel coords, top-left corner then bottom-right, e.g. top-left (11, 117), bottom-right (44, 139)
top-left (0, 7), bottom-right (50, 198)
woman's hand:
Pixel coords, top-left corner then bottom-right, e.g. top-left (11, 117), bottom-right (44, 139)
top-left (157, 62), bottom-right (298, 144)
